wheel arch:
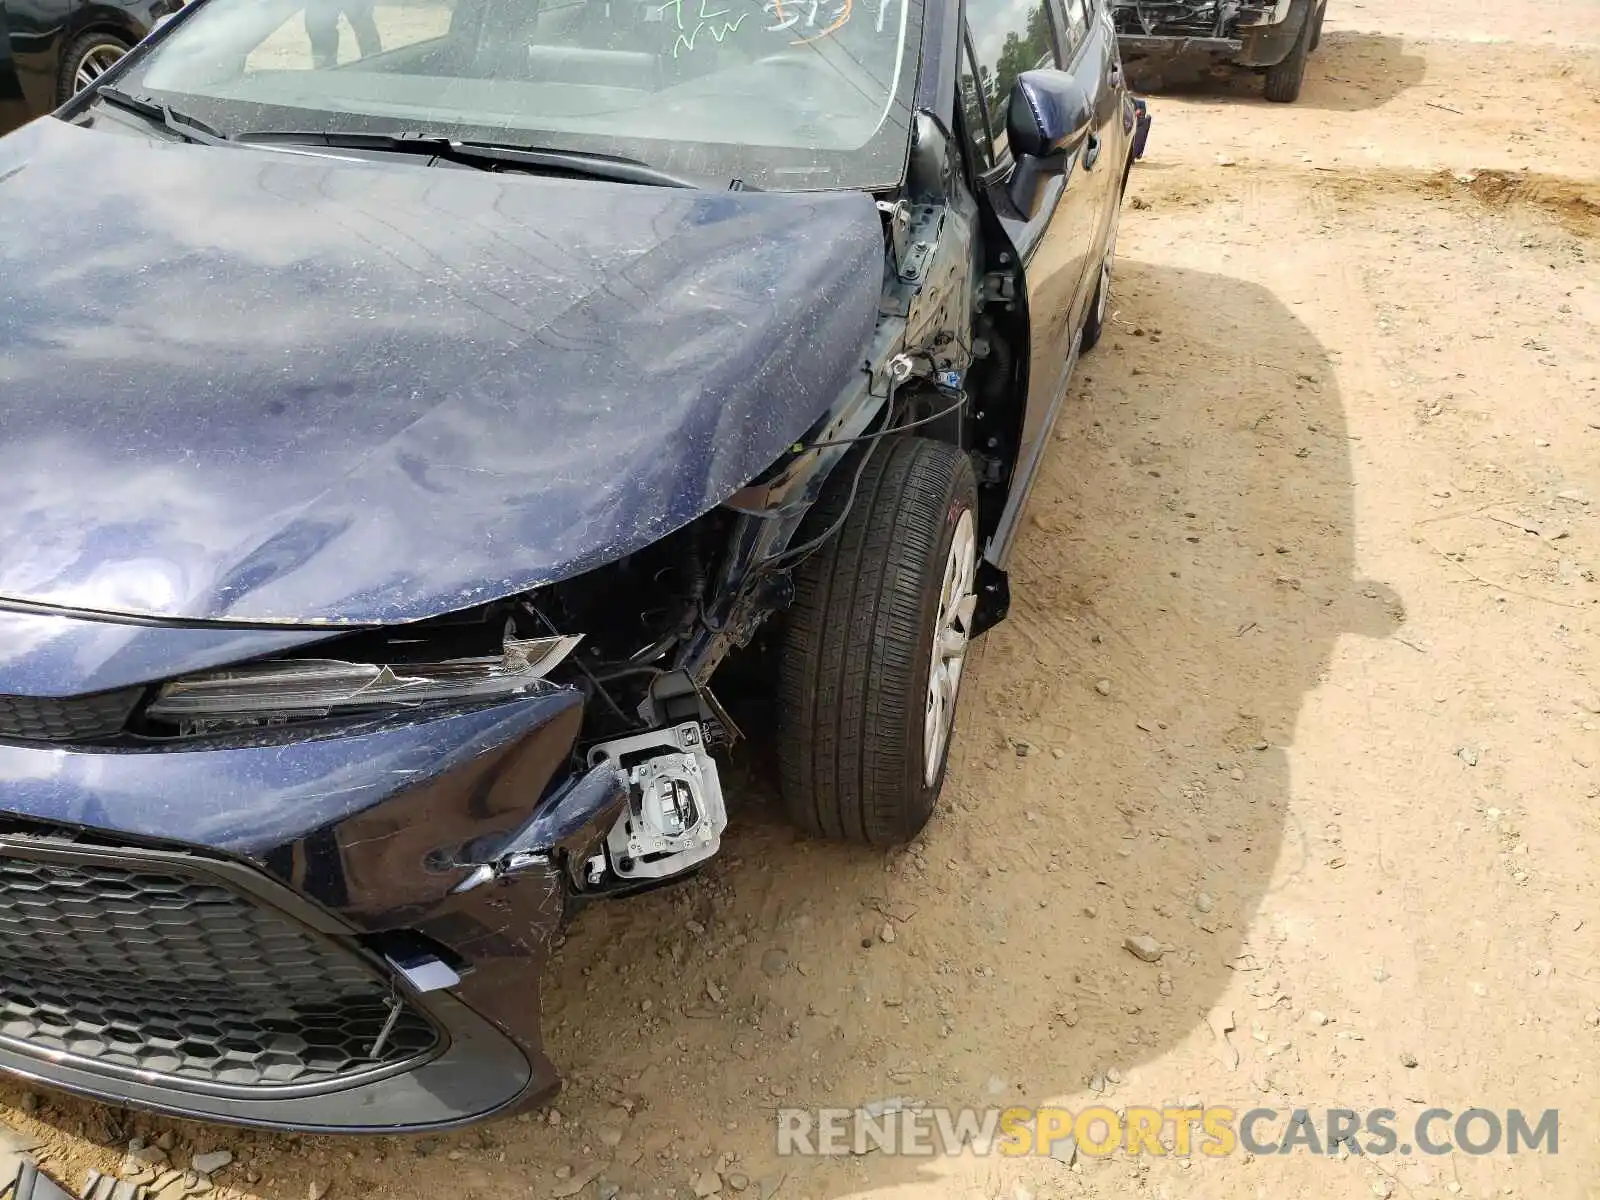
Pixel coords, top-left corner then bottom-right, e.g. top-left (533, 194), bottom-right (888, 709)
top-left (63, 3), bottom-right (150, 48)
top-left (55, 4), bottom-right (149, 101)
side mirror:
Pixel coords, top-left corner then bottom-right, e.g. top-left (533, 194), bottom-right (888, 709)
top-left (1008, 69), bottom-right (1094, 157)
top-left (1006, 69), bottom-right (1094, 213)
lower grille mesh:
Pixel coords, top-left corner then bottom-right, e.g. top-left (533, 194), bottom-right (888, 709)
top-left (0, 689), bottom-right (140, 742)
top-left (0, 849), bottom-right (438, 1091)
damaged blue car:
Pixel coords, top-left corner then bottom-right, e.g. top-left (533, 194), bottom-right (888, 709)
top-left (0, 0), bottom-right (1141, 1132)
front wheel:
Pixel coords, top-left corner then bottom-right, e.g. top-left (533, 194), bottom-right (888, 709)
top-left (58, 32), bottom-right (132, 103)
top-left (777, 437), bottom-right (980, 846)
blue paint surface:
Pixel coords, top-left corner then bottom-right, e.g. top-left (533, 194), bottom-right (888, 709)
top-left (0, 119), bottom-right (883, 623)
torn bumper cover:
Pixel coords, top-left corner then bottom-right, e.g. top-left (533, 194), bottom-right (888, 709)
top-left (0, 681), bottom-right (623, 1132)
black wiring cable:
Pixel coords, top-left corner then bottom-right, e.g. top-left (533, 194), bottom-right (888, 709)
top-left (694, 383), bottom-right (969, 631)
top-left (696, 597), bottom-right (729, 635)
top-left (694, 405), bottom-right (886, 638)
top-left (794, 385), bottom-right (967, 451)
top-left (763, 385), bottom-right (969, 568)
top-left (761, 433), bottom-right (882, 571)
top-left (591, 664), bottom-right (667, 685)
top-left (520, 600), bottom-right (639, 728)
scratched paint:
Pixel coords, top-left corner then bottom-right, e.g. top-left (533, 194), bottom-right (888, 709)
top-left (0, 118), bottom-right (887, 624)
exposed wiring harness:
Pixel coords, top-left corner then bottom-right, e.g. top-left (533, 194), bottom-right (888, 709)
top-left (691, 422), bottom-right (887, 637)
top-left (692, 381), bottom-right (969, 637)
top-left (520, 599), bottom-right (639, 728)
top-left (790, 385), bottom-right (968, 453)
top-left (761, 435), bottom-right (883, 571)
top-left (764, 385), bottom-right (968, 569)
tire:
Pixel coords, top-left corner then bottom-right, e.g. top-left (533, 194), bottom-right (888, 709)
top-left (58, 32), bottom-right (132, 103)
top-left (1263, 9), bottom-right (1313, 103)
top-left (777, 437), bottom-right (980, 846)
top-left (1080, 196), bottom-right (1122, 354)
top-left (1309, 1), bottom-right (1326, 51)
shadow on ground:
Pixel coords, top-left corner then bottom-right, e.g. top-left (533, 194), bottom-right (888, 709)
top-left (0, 261), bottom-right (1403, 1198)
top-left (1126, 31), bottom-right (1427, 111)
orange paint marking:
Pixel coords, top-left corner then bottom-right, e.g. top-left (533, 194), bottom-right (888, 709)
top-left (790, 0), bottom-right (851, 44)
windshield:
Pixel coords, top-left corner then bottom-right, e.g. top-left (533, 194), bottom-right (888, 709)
top-left (109, 0), bottom-right (922, 189)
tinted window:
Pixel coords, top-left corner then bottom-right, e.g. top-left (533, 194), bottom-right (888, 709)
top-left (965, 0), bottom-right (1059, 163)
top-left (957, 31), bottom-right (991, 170)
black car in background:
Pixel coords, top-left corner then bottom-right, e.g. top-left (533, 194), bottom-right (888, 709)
top-left (0, 0), bottom-right (174, 132)
top-left (1112, 0), bottom-right (1327, 101)
top-left (0, 0), bottom-right (1142, 1132)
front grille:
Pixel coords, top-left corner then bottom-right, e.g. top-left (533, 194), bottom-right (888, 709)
top-left (0, 843), bottom-right (439, 1094)
top-left (0, 688), bottom-right (141, 742)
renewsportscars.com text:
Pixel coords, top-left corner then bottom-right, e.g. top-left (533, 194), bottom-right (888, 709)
top-left (776, 1105), bottom-right (1559, 1158)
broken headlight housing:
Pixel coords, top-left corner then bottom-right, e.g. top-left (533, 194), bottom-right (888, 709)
top-left (144, 635), bottom-right (582, 735)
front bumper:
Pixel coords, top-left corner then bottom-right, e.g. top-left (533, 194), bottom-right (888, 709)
top-left (1115, 0), bottom-right (1311, 67)
top-left (1117, 33), bottom-right (1242, 55)
top-left (0, 689), bottom-right (621, 1132)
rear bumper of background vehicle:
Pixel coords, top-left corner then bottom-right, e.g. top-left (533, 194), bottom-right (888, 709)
top-left (0, 691), bottom-right (616, 1132)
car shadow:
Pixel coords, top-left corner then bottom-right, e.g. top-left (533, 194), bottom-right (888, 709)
top-left (0, 261), bottom-right (1403, 1199)
top-left (1126, 31), bottom-right (1427, 111)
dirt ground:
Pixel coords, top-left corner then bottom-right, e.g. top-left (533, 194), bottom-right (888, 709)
top-left (5, 0), bottom-right (1600, 1197)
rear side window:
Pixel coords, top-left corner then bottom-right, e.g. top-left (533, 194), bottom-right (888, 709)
top-left (965, 0), bottom-right (1061, 165)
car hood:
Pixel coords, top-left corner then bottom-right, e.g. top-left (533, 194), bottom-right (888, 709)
top-left (0, 119), bottom-right (883, 624)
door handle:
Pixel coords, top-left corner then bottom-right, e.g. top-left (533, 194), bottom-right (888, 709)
top-left (1084, 133), bottom-right (1102, 170)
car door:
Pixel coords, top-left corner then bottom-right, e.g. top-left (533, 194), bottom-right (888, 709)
top-left (962, 0), bottom-right (1105, 563)
top-left (0, 2), bottom-right (34, 134)
top-left (1077, 0), bottom-right (1130, 251)
top-left (1, 0), bottom-right (70, 119)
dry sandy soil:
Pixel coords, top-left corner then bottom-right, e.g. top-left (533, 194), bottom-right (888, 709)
top-left (5, 0), bottom-right (1600, 1197)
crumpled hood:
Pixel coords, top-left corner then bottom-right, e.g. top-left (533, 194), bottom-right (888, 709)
top-left (0, 119), bottom-right (883, 624)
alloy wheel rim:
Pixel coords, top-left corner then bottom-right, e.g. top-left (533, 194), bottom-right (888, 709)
top-left (74, 44), bottom-right (127, 93)
top-left (1096, 225), bottom-right (1117, 325)
top-left (924, 508), bottom-right (978, 787)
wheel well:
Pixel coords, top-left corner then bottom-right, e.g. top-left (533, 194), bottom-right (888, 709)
top-left (65, 11), bottom-right (145, 50)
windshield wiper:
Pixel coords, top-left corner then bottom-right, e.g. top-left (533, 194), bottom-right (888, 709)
top-left (235, 131), bottom-right (718, 189)
top-left (93, 86), bottom-right (232, 146)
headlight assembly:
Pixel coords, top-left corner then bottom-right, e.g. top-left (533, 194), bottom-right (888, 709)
top-left (144, 635), bottom-right (581, 733)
